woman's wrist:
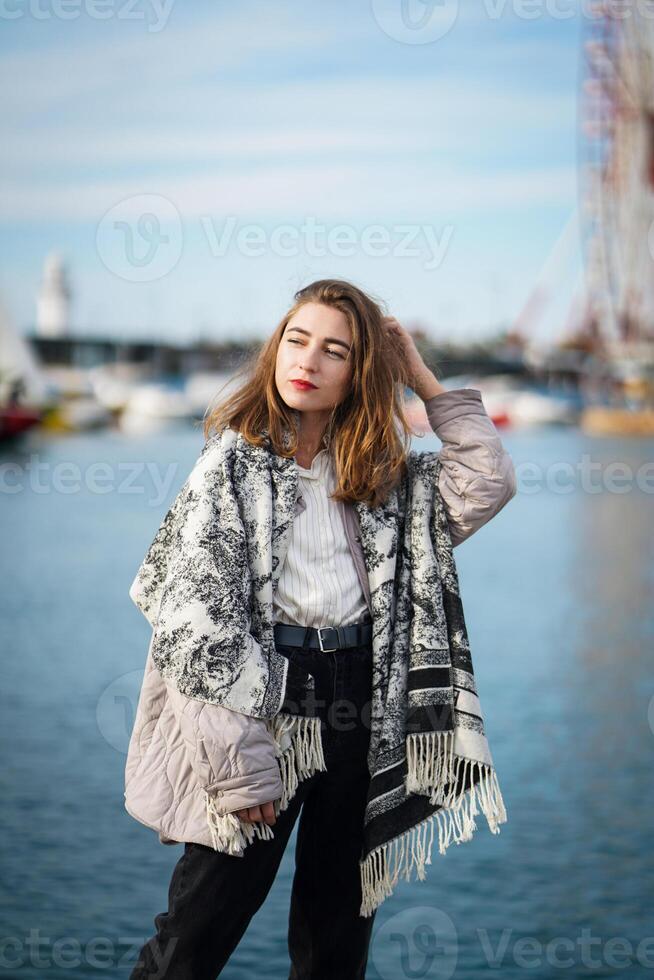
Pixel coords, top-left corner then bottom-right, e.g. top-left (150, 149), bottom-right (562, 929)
top-left (412, 369), bottom-right (447, 401)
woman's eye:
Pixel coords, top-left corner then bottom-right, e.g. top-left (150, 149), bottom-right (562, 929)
top-left (288, 338), bottom-right (344, 359)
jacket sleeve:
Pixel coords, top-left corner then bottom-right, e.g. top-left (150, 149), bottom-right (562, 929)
top-left (422, 388), bottom-right (517, 547)
top-left (165, 679), bottom-right (284, 814)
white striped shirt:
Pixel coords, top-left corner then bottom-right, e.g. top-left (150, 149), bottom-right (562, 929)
top-left (272, 449), bottom-right (369, 629)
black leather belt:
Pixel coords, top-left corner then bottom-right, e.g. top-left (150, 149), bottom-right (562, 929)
top-left (273, 619), bottom-right (373, 653)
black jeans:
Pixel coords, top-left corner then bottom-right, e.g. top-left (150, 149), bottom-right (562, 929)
top-left (130, 639), bottom-right (376, 980)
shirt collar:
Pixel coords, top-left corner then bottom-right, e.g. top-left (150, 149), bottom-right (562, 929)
top-left (295, 448), bottom-right (331, 480)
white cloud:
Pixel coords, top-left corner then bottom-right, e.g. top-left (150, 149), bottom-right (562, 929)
top-left (1, 68), bottom-right (573, 199)
top-left (0, 161), bottom-right (575, 221)
top-left (2, 125), bottom-right (459, 168)
top-left (0, 7), bottom-right (333, 117)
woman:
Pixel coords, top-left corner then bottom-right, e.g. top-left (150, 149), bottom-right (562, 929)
top-left (125, 278), bottom-right (517, 979)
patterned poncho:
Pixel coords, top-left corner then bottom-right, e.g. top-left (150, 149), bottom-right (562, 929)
top-left (129, 426), bottom-right (508, 917)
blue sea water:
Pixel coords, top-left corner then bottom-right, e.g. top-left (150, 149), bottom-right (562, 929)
top-left (0, 425), bottom-right (652, 979)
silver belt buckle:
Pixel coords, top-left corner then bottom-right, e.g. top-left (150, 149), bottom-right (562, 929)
top-left (317, 626), bottom-right (338, 652)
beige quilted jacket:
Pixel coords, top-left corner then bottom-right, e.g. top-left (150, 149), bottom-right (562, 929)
top-left (124, 388), bottom-right (517, 850)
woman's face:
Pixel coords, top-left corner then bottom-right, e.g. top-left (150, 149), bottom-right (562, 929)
top-left (275, 302), bottom-right (353, 415)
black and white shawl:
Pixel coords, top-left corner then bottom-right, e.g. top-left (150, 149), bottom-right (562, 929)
top-left (129, 426), bottom-right (507, 918)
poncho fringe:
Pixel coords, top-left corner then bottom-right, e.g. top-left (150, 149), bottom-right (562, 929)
top-left (204, 715), bottom-right (507, 918)
top-left (204, 714), bottom-right (326, 855)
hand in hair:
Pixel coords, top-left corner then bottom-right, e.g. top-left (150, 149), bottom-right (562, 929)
top-left (382, 316), bottom-right (445, 399)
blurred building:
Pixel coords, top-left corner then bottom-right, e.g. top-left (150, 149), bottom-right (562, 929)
top-left (36, 252), bottom-right (72, 338)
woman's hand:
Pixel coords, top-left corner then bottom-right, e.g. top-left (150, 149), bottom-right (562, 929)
top-left (382, 316), bottom-right (446, 399)
top-left (234, 800), bottom-right (278, 826)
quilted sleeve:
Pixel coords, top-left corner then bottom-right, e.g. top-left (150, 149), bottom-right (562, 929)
top-left (422, 388), bottom-right (517, 547)
top-left (165, 681), bottom-right (284, 814)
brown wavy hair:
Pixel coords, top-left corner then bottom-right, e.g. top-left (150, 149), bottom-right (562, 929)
top-left (202, 278), bottom-right (425, 509)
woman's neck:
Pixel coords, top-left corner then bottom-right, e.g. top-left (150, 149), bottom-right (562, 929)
top-left (294, 415), bottom-right (330, 468)
top-left (295, 442), bottom-right (327, 469)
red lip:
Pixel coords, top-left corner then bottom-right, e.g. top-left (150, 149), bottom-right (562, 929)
top-left (291, 380), bottom-right (317, 390)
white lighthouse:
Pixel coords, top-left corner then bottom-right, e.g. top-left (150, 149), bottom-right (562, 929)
top-left (36, 251), bottom-right (72, 337)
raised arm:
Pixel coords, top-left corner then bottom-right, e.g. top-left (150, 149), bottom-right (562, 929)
top-left (381, 316), bottom-right (517, 548)
top-left (422, 387), bottom-right (517, 547)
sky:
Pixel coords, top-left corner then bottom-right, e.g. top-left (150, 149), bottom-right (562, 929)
top-left (0, 0), bottom-right (589, 345)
